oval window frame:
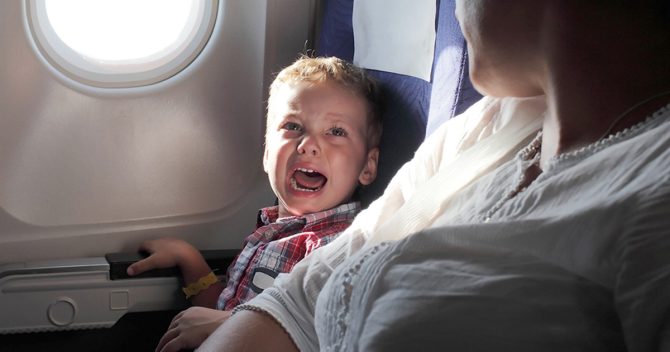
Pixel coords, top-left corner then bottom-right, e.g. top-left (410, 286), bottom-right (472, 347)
top-left (24, 0), bottom-right (218, 88)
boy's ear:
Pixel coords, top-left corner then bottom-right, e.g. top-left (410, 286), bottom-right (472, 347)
top-left (358, 147), bottom-right (379, 186)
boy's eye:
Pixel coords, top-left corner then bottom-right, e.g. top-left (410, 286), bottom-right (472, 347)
top-left (328, 127), bottom-right (347, 137)
top-left (281, 122), bottom-right (302, 132)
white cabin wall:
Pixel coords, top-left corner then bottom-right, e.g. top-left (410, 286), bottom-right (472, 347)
top-left (0, 0), bottom-right (317, 263)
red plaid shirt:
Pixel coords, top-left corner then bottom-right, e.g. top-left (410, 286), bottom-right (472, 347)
top-left (217, 202), bottom-right (360, 310)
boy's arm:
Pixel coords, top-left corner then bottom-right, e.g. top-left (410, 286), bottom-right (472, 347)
top-left (127, 237), bottom-right (225, 308)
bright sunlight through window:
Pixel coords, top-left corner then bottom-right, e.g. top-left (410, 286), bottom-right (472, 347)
top-left (26, 0), bottom-right (218, 88)
top-left (46, 0), bottom-right (192, 62)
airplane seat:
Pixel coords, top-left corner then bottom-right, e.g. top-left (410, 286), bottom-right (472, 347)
top-left (316, 0), bottom-right (482, 206)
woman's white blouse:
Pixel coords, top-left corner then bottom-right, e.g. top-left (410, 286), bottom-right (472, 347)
top-left (233, 98), bottom-right (670, 351)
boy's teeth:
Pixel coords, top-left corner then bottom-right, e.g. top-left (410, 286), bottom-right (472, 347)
top-left (291, 167), bottom-right (326, 192)
top-left (290, 177), bottom-right (321, 192)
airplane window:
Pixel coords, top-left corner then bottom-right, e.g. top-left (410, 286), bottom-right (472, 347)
top-left (25, 0), bottom-right (218, 88)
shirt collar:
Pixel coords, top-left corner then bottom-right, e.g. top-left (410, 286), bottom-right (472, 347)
top-left (256, 201), bottom-right (361, 228)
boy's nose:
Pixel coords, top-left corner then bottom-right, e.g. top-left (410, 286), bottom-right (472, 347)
top-left (297, 137), bottom-right (320, 156)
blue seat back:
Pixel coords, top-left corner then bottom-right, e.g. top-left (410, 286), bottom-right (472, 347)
top-left (317, 0), bottom-right (482, 204)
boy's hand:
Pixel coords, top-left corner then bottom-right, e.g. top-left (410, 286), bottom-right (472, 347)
top-left (127, 237), bottom-right (223, 308)
top-left (156, 307), bottom-right (232, 352)
top-left (127, 238), bottom-right (202, 276)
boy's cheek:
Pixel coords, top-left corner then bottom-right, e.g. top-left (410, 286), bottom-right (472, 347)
top-left (262, 147), bottom-right (271, 173)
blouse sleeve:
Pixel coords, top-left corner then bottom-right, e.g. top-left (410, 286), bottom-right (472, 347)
top-left (232, 96), bottom-right (525, 350)
top-left (615, 175), bottom-right (670, 351)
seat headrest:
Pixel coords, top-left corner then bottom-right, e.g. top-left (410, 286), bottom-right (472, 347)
top-left (317, 0), bottom-right (481, 204)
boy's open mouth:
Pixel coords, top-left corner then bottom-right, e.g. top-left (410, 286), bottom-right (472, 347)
top-left (290, 168), bottom-right (327, 192)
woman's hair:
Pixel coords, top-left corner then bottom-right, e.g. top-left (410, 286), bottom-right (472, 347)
top-left (267, 56), bottom-right (383, 148)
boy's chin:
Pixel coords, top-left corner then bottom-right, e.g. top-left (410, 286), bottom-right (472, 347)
top-left (282, 198), bottom-right (338, 216)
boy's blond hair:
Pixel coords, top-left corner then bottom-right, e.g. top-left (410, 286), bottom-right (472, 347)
top-left (266, 56), bottom-right (383, 148)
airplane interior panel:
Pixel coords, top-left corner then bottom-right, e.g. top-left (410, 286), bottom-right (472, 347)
top-left (0, 0), bottom-right (316, 264)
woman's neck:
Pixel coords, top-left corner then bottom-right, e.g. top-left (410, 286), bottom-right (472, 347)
top-left (537, 4), bottom-right (670, 167)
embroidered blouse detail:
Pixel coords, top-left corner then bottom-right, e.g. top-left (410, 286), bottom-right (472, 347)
top-left (483, 103), bottom-right (670, 222)
top-left (550, 103), bottom-right (670, 166)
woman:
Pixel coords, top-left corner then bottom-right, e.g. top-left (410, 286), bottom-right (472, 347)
top-left (198, 1), bottom-right (670, 351)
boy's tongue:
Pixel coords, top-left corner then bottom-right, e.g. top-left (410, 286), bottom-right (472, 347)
top-left (294, 170), bottom-right (326, 190)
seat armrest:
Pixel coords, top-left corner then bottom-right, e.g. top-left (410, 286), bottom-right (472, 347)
top-left (0, 250), bottom-right (237, 334)
top-left (105, 249), bottom-right (238, 280)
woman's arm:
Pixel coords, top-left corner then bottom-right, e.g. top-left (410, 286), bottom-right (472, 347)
top-left (193, 132), bottom-right (446, 350)
top-left (197, 96), bottom-right (527, 350)
top-left (197, 310), bottom-right (298, 352)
